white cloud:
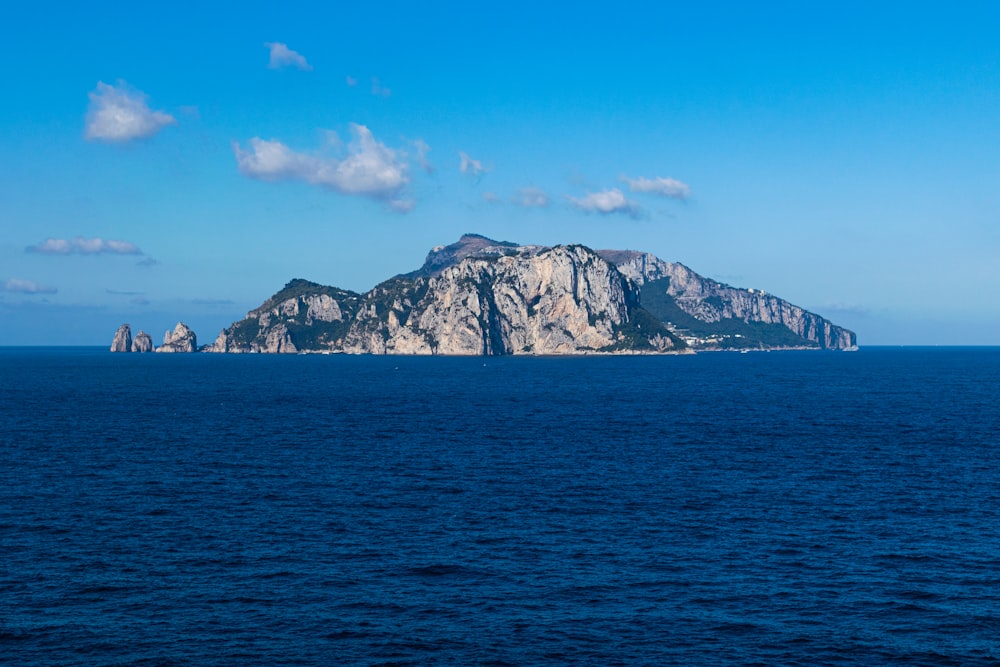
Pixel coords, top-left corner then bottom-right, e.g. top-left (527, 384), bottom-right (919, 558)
top-left (26, 237), bottom-right (143, 255)
top-left (514, 186), bottom-right (550, 208)
top-left (233, 123), bottom-right (411, 208)
top-left (85, 81), bottom-right (176, 142)
top-left (265, 42), bottom-right (312, 70)
top-left (621, 175), bottom-right (691, 200)
top-left (345, 75), bottom-right (358, 87)
top-left (371, 77), bottom-right (391, 97)
top-left (482, 191), bottom-right (501, 203)
top-left (459, 151), bottom-right (488, 177)
top-left (3, 278), bottom-right (57, 294)
top-left (566, 188), bottom-right (642, 218)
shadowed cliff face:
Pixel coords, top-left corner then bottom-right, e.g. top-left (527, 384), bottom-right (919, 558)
top-left (199, 235), bottom-right (856, 355)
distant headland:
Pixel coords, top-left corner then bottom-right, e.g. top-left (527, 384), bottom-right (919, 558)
top-left (111, 234), bottom-right (856, 355)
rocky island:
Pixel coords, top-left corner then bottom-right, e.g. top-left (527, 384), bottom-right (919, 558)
top-left (109, 322), bottom-right (195, 353)
top-left (112, 234), bottom-right (857, 355)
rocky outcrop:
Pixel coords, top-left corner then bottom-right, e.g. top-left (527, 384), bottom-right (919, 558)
top-left (202, 280), bottom-right (360, 353)
top-left (110, 324), bottom-right (132, 352)
top-left (132, 331), bottom-right (154, 352)
top-left (155, 322), bottom-right (197, 353)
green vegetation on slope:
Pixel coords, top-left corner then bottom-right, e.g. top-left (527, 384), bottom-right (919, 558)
top-left (604, 306), bottom-right (686, 352)
top-left (640, 278), bottom-right (815, 349)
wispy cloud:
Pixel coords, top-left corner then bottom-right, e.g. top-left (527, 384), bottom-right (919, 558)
top-left (265, 42), bottom-right (312, 70)
top-left (482, 191), bottom-right (501, 204)
top-left (27, 237), bottom-right (144, 255)
top-left (3, 278), bottom-right (57, 294)
top-left (85, 81), bottom-right (176, 143)
top-left (233, 123), bottom-right (411, 209)
top-left (371, 77), bottom-right (391, 97)
top-left (621, 175), bottom-right (691, 200)
top-left (459, 151), bottom-right (488, 177)
top-left (106, 289), bottom-right (145, 296)
top-left (412, 139), bottom-right (433, 173)
top-left (513, 186), bottom-right (550, 208)
top-left (345, 75), bottom-right (358, 87)
top-left (566, 188), bottom-right (642, 218)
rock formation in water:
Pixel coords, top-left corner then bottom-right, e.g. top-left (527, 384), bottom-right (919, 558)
top-left (131, 330), bottom-right (154, 352)
top-left (117, 234), bottom-right (858, 355)
top-left (155, 322), bottom-right (197, 353)
top-left (110, 324), bottom-right (132, 352)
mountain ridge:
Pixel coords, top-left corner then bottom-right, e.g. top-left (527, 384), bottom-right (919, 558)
top-left (113, 234), bottom-right (857, 354)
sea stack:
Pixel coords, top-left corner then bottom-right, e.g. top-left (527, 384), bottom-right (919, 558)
top-left (110, 324), bottom-right (132, 352)
top-left (155, 322), bottom-right (197, 353)
top-left (132, 330), bottom-right (154, 352)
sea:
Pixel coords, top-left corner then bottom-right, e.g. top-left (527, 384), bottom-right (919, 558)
top-left (2, 346), bottom-right (999, 666)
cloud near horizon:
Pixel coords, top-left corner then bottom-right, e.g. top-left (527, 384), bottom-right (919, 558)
top-left (621, 175), bottom-right (691, 200)
top-left (27, 237), bottom-right (144, 255)
top-left (85, 81), bottom-right (176, 142)
top-left (233, 124), bottom-right (413, 211)
top-left (566, 188), bottom-right (642, 218)
top-left (265, 42), bottom-right (312, 70)
top-left (3, 278), bottom-right (57, 294)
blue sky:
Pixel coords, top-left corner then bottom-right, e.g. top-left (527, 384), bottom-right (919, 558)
top-left (2, 1), bottom-right (999, 345)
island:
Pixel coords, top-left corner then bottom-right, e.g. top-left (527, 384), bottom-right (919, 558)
top-left (112, 234), bottom-right (857, 355)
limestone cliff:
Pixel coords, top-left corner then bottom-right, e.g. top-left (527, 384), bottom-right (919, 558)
top-left (155, 322), bottom-right (197, 353)
top-left (110, 324), bottom-right (132, 352)
top-left (602, 250), bottom-right (856, 349)
top-left (203, 279), bottom-right (361, 353)
top-left (132, 331), bottom-right (154, 352)
top-left (342, 244), bottom-right (675, 354)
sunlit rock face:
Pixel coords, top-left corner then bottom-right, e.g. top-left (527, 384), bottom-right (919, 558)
top-left (202, 281), bottom-right (361, 353)
top-left (110, 324), bottom-right (132, 352)
top-left (131, 331), bottom-right (154, 352)
top-left (155, 322), bottom-right (197, 353)
top-left (341, 244), bottom-right (677, 355)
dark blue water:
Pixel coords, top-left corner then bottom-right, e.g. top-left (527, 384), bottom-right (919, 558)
top-left (2, 348), bottom-right (1000, 665)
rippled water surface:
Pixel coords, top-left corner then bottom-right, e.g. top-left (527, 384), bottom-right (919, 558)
top-left (2, 347), bottom-right (1000, 665)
